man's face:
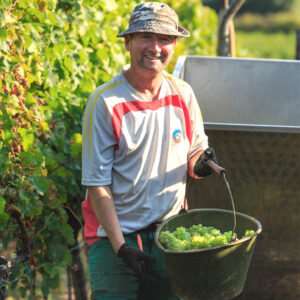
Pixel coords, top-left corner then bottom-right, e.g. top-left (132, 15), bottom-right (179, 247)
top-left (125, 32), bottom-right (177, 74)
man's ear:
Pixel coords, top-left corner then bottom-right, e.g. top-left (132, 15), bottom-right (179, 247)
top-left (124, 36), bottom-right (131, 51)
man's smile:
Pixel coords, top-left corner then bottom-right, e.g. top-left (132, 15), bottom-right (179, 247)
top-left (144, 54), bottom-right (163, 61)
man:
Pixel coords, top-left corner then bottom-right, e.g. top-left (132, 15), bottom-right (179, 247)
top-left (81, 2), bottom-right (209, 299)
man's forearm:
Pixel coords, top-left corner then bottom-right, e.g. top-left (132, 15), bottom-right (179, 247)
top-left (88, 186), bottom-right (125, 253)
top-left (188, 148), bottom-right (205, 179)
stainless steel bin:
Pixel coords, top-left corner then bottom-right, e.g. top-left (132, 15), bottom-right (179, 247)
top-left (175, 56), bottom-right (300, 300)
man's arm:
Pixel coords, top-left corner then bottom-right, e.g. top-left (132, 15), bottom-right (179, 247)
top-left (88, 186), bottom-right (125, 253)
top-left (188, 149), bottom-right (205, 179)
top-left (88, 186), bottom-right (153, 278)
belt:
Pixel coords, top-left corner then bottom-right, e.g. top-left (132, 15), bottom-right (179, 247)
top-left (86, 222), bottom-right (161, 252)
top-left (135, 222), bottom-right (161, 252)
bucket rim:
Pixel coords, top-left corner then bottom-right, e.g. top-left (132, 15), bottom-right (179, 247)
top-left (155, 208), bottom-right (262, 254)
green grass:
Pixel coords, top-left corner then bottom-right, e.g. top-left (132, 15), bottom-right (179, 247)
top-left (235, 12), bottom-right (300, 33)
top-left (236, 31), bottom-right (296, 59)
top-left (234, 0), bottom-right (300, 59)
top-left (293, 0), bottom-right (300, 10)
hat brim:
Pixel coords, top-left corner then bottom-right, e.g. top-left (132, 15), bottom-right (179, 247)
top-left (117, 25), bottom-right (190, 38)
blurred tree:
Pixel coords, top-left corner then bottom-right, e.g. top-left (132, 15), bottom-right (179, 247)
top-left (203, 0), bottom-right (295, 14)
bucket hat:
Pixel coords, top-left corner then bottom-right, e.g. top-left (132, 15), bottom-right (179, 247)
top-left (118, 2), bottom-right (190, 38)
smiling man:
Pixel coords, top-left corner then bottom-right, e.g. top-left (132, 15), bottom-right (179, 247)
top-left (81, 2), bottom-right (209, 300)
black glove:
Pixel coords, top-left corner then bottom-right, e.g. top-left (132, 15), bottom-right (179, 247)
top-left (193, 147), bottom-right (218, 177)
top-left (117, 243), bottom-right (154, 279)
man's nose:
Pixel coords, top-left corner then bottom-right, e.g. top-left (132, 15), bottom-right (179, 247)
top-left (148, 37), bottom-right (162, 52)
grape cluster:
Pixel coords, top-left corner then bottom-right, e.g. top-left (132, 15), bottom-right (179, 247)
top-left (159, 224), bottom-right (255, 251)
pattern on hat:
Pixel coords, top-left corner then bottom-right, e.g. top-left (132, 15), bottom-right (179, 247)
top-left (118, 2), bottom-right (190, 38)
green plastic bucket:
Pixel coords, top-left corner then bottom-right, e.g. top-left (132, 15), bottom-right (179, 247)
top-left (154, 208), bottom-right (262, 300)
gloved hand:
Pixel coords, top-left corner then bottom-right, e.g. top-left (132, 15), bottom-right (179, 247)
top-left (117, 243), bottom-right (154, 279)
top-left (193, 147), bottom-right (218, 177)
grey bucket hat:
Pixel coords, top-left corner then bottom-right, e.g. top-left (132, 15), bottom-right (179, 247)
top-left (118, 2), bottom-right (190, 38)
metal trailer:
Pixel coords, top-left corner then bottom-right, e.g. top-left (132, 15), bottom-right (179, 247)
top-left (174, 56), bottom-right (300, 300)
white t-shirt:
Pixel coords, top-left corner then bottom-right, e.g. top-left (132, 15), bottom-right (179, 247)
top-left (81, 71), bottom-right (208, 237)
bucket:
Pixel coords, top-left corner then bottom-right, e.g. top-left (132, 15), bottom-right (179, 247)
top-left (154, 208), bottom-right (262, 300)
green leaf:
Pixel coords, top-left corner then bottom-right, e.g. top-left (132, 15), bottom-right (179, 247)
top-left (45, 70), bottom-right (59, 87)
top-left (48, 0), bottom-right (58, 10)
top-left (48, 242), bottom-right (71, 262)
top-left (102, 0), bottom-right (118, 12)
top-left (18, 128), bottom-right (35, 151)
top-left (19, 150), bottom-right (44, 168)
top-left (78, 48), bottom-right (90, 63)
top-left (0, 28), bottom-right (7, 41)
top-left (63, 56), bottom-right (75, 73)
top-left (25, 92), bottom-right (37, 105)
top-left (53, 43), bottom-right (66, 59)
top-left (18, 0), bottom-right (33, 9)
top-left (60, 223), bottom-right (75, 244)
top-left (0, 196), bottom-right (8, 225)
top-left (29, 176), bottom-right (49, 194)
top-left (79, 77), bottom-right (95, 93)
top-left (45, 10), bottom-right (58, 26)
top-left (2, 11), bottom-right (17, 25)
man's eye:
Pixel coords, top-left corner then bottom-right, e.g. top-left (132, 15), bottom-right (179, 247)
top-left (160, 37), bottom-right (174, 43)
top-left (142, 34), bottom-right (152, 39)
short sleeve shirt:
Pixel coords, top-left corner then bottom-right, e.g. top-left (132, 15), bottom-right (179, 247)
top-left (81, 71), bottom-right (208, 236)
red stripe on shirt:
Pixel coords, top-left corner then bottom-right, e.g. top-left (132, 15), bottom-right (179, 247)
top-left (111, 94), bottom-right (192, 147)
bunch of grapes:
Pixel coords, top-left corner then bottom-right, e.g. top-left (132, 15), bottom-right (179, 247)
top-left (159, 224), bottom-right (255, 251)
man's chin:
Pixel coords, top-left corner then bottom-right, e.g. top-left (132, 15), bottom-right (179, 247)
top-left (141, 63), bottom-right (165, 73)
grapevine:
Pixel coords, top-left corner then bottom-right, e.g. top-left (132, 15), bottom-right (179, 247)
top-left (0, 0), bottom-right (217, 297)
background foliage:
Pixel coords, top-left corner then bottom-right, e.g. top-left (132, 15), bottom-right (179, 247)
top-left (235, 0), bottom-right (300, 59)
top-left (236, 31), bottom-right (296, 59)
top-left (203, 0), bottom-right (295, 14)
top-left (0, 0), bottom-right (217, 298)
top-left (236, 12), bottom-right (300, 32)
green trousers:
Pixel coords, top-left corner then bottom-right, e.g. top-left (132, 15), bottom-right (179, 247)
top-left (88, 230), bottom-right (180, 300)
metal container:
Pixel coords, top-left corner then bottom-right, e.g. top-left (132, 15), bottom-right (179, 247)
top-left (174, 56), bottom-right (300, 300)
top-left (155, 209), bottom-right (262, 300)
top-left (174, 56), bottom-right (300, 131)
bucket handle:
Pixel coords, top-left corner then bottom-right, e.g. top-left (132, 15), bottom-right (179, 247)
top-left (192, 153), bottom-right (238, 240)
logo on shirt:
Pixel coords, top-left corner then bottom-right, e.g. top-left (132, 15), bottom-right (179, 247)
top-left (172, 129), bottom-right (182, 143)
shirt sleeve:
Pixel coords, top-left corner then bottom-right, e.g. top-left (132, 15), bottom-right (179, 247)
top-left (81, 91), bottom-right (116, 186)
top-left (187, 86), bottom-right (209, 157)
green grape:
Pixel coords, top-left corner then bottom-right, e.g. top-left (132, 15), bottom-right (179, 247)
top-left (159, 224), bottom-right (256, 251)
top-left (191, 235), bottom-right (209, 249)
top-left (174, 226), bottom-right (191, 241)
top-left (159, 230), bottom-right (189, 251)
top-left (223, 231), bottom-right (233, 242)
top-left (244, 229), bottom-right (255, 238)
top-left (210, 228), bottom-right (221, 236)
top-left (159, 231), bottom-right (173, 246)
top-left (189, 224), bottom-right (205, 236)
top-left (210, 235), bottom-right (227, 246)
